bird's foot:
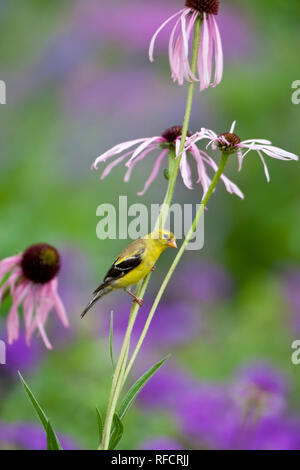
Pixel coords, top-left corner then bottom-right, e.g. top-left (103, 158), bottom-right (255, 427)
top-left (151, 266), bottom-right (156, 272)
top-left (126, 290), bottom-right (144, 307)
top-left (133, 296), bottom-right (143, 307)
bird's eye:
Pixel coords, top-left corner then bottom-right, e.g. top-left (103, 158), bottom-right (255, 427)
top-left (163, 234), bottom-right (169, 239)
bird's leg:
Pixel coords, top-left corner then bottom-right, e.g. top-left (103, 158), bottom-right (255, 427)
top-left (126, 289), bottom-right (143, 307)
top-left (151, 265), bottom-right (156, 272)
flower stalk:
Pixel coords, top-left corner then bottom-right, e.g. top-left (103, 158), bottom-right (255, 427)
top-left (122, 152), bottom-right (229, 385)
top-left (100, 16), bottom-right (203, 450)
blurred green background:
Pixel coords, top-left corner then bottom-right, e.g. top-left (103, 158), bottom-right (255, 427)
top-left (0, 0), bottom-right (300, 450)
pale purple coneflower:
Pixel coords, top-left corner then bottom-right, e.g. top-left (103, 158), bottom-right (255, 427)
top-left (92, 125), bottom-right (243, 198)
top-left (149, 0), bottom-right (223, 91)
top-left (186, 121), bottom-right (299, 181)
top-left (0, 244), bottom-right (69, 349)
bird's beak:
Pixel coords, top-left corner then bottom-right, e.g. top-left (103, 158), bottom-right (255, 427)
top-left (168, 239), bottom-right (177, 249)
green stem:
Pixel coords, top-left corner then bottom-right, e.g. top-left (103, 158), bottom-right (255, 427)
top-left (100, 16), bottom-right (202, 450)
top-left (100, 158), bottom-right (175, 450)
top-left (123, 153), bottom-right (229, 384)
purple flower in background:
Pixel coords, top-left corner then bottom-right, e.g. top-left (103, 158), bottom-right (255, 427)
top-left (177, 383), bottom-right (240, 449)
top-left (0, 331), bottom-right (43, 377)
top-left (102, 301), bottom-right (202, 353)
top-left (63, 67), bottom-right (166, 116)
top-left (233, 362), bottom-right (288, 419)
top-left (250, 417), bottom-right (300, 451)
top-left (71, 1), bottom-right (175, 52)
top-left (171, 260), bottom-right (234, 303)
top-left (139, 437), bottom-right (183, 450)
top-left (149, 0), bottom-right (223, 90)
top-left (0, 421), bottom-right (78, 450)
top-left (139, 361), bottom-right (296, 450)
top-left (139, 366), bottom-right (197, 410)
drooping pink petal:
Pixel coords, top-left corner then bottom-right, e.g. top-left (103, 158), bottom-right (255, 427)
top-left (182, 11), bottom-right (199, 83)
top-left (198, 13), bottom-right (211, 91)
top-left (124, 145), bottom-right (158, 182)
top-left (137, 149), bottom-right (168, 196)
top-left (172, 33), bottom-right (185, 84)
top-left (209, 15), bottom-right (223, 87)
top-left (100, 153), bottom-right (130, 180)
top-left (92, 138), bottom-right (150, 169)
top-left (36, 318), bottom-right (52, 350)
top-left (23, 287), bottom-right (35, 344)
top-left (26, 284), bottom-right (53, 349)
top-left (257, 150), bottom-right (270, 182)
top-left (242, 139), bottom-right (272, 145)
top-left (180, 151), bottom-right (193, 189)
top-left (178, 9), bottom-right (198, 84)
top-left (240, 143), bottom-right (256, 160)
top-left (180, 9), bottom-right (190, 59)
top-left (49, 278), bottom-right (69, 327)
top-left (0, 255), bottom-right (22, 269)
top-left (128, 136), bottom-right (162, 163)
top-left (221, 174), bottom-right (245, 199)
top-left (149, 9), bottom-right (186, 62)
top-left (189, 144), bottom-right (210, 194)
top-left (259, 145), bottom-right (298, 161)
top-left (169, 16), bottom-right (182, 80)
top-left (0, 269), bottom-right (21, 303)
top-left (237, 149), bottom-right (243, 172)
top-left (7, 282), bottom-right (29, 344)
top-left (200, 152), bottom-right (244, 199)
top-left (35, 284), bottom-right (53, 350)
top-left (7, 308), bottom-right (19, 345)
top-left (25, 285), bottom-right (43, 345)
top-left (176, 140), bottom-right (193, 190)
top-left (0, 255), bottom-right (22, 280)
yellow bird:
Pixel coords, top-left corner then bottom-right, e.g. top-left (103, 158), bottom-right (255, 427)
top-left (81, 229), bottom-right (177, 318)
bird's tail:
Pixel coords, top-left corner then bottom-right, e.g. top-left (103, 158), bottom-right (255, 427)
top-left (80, 284), bottom-right (113, 319)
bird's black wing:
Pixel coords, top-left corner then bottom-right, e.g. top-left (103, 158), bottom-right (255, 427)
top-left (93, 248), bottom-right (145, 294)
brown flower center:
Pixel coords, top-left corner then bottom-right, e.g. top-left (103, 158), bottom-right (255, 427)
top-left (21, 243), bottom-right (61, 284)
top-left (185, 0), bottom-right (219, 15)
top-left (162, 126), bottom-right (191, 143)
top-left (217, 132), bottom-right (241, 154)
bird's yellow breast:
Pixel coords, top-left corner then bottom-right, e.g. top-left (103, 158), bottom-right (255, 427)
top-left (113, 241), bottom-right (164, 289)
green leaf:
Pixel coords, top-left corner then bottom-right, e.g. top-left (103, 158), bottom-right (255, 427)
top-left (46, 421), bottom-right (62, 450)
top-left (96, 407), bottom-right (103, 442)
top-left (18, 371), bottom-right (62, 450)
top-left (18, 371), bottom-right (48, 430)
top-left (108, 413), bottom-right (124, 450)
top-left (109, 310), bottom-right (115, 370)
top-left (118, 354), bottom-right (170, 420)
top-left (108, 356), bottom-right (170, 450)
